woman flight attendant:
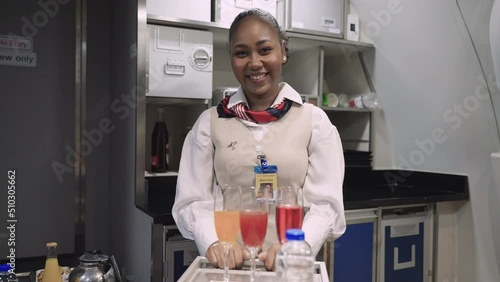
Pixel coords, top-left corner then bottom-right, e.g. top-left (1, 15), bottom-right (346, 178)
top-left (172, 8), bottom-right (346, 271)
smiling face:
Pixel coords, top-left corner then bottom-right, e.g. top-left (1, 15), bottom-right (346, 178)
top-left (229, 16), bottom-right (287, 109)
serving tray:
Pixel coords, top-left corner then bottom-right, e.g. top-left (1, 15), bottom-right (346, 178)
top-left (178, 256), bottom-right (329, 282)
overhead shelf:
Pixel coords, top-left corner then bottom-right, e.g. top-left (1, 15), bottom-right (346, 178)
top-left (146, 96), bottom-right (210, 106)
top-left (146, 14), bottom-right (375, 56)
top-left (146, 14), bottom-right (233, 48)
top-left (285, 31), bottom-right (374, 56)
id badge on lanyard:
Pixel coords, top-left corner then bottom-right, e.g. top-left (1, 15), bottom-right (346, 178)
top-left (254, 155), bottom-right (278, 202)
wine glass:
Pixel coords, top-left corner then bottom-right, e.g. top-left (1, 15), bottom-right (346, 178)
top-left (214, 184), bottom-right (241, 282)
top-left (239, 186), bottom-right (268, 282)
top-left (276, 186), bottom-right (304, 244)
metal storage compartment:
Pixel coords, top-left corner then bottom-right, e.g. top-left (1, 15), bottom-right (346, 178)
top-left (165, 239), bottom-right (200, 282)
top-left (277, 0), bottom-right (345, 38)
top-left (330, 209), bottom-right (377, 282)
top-left (163, 225), bottom-right (201, 282)
top-left (378, 205), bottom-right (433, 282)
top-left (147, 24), bottom-right (213, 99)
top-left (212, 0), bottom-right (277, 28)
top-left (147, 0), bottom-right (211, 22)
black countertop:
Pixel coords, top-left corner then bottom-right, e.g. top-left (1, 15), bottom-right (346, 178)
top-left (137, 175), bottom-right (178, 225)
top-left (342, 168), bottom-right (469, 209)
top-left (138, 168), bottom-right (469, 224)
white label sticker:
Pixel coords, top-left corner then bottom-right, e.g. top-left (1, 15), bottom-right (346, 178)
top-left (0, 36), bottom-right (33, 51)
top-left (0, 51), bottom-right (37, 67)
top-left (390, 223), bottom-right (420, 238)
top-left (321, 17), bottom-right (336, 28)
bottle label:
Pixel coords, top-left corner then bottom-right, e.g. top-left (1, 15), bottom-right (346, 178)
top-left (349, 96), bottom-right (364, 108)
top-left (152, 156), bottom-right (158, 167)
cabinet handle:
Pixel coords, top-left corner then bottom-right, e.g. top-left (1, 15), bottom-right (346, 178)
top-left (393, 244), bottom-right (416, 270)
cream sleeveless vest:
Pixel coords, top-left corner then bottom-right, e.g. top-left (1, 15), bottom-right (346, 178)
top-left (210, 103), bottom-right (312, 249)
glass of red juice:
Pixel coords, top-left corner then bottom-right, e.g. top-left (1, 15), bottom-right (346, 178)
top-left (276, 186), bottom-right (304, 244)
top-left (239, 186), bottom-right (268, 282)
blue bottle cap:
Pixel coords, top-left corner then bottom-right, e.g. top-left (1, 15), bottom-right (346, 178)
top-left (285, 229), bottom-right (305, 241)
top-left (0, 263), bottom-right (11, 272)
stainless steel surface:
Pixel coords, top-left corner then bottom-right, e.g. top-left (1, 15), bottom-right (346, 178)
top-left (147, 14), bottom-right (230, 29)
top-left (146, 14), bottom-right (374, 53)
top-left (136, 0), bottom-right (148, 226)
top-left (372, 212), bottom-right (378, 282)
top-left (110, 0), bottom-right (153, 281)
top-left (431, 203), bottom-right (438, 282)
top-left (318, 46), bottom-right (325, 105)
top-left (213, 0), bottom-right (277, 28)
top-left (281, 0), bottom-right (345, 38)
top-left (286, 31), bottom-right (373, 54)
top-left (162, 225), bottom-right (200, 282)
top-left (146, 0), bottom-right (210, 22)
top-left (318, 241), bottom-right (332, 281)
top-left (152, 223), bottom-right (164, 282)
top-left (69, 263), bottom-right (105, 282)
top-left (358, 51), bottom-right (376, 94)
top-left (69, 253), bottom-right (121, 282)
top-left (106, 256), bottom-right (122, 282)
top-left (146, 14), bottom-right (229, 48)
top-left (75, 0), bottom-right (87, 254)
top-left (146, 24), bottom-right (213, 99)
top-left (178, 256), bottom-right (329, 282)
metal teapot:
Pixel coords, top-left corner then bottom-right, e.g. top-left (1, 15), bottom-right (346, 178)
top-left (69, 252), bottom-right (122, 282)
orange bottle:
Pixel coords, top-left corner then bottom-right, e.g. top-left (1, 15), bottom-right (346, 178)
top-left (41, 242), bottom-right (62, 282)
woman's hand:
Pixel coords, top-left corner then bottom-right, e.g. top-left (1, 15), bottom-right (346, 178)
top-left (258, 243), bottom-right (282, 271)
top-left (205, 241), bottom-right (250, 270)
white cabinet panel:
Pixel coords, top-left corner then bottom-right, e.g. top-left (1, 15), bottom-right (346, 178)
top-left (278, 0), bottom-right (345, 38)
top-left (147, 0), bottom-right (211, 22)
top-left (147, 25), bottom-right (213, 99)
top-left (213, 0), bottom-right (277, 28)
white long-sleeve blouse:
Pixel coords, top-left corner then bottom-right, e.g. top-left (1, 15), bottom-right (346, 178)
top-left (172, 83), bottom-right (346, 256)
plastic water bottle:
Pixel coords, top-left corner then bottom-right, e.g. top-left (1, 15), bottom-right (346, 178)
top-left (361, 91), bottom-right (379, 109)
top-left (275, 229), bottom-right (315, 282)
top-left (0, 264), bottom-right (18, 282)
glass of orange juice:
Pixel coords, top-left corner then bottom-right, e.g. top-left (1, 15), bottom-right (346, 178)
top-left (214, 184), bottom-right (241, 282)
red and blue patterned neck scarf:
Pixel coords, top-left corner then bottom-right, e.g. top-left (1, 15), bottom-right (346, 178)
top-left (217, 96), bottom-right (293, 124)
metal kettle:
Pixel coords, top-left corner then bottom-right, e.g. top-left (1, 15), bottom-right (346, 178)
top-left (69, 252), bottom-right (122, 282)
